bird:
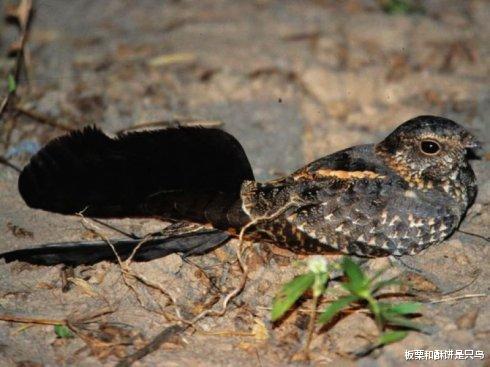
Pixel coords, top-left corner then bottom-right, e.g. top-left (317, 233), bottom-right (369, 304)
top-left (0, 115), bottom-right (480, 265)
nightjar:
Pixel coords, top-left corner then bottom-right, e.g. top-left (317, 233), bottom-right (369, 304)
top-left (1, 115), bottom-right (480, 264)
top-left (241, 115), bottom-right (479, 257)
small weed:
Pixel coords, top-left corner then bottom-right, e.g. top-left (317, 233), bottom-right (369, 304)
top-left (379, 0), bottom-right (425, 15)
top-left (272, 256), bottom-right (330, 357)
top-left (54, 324), bottom-right (74, 339)
top-left (7, 74), bottom-right (16, 93)
top-left (271, 256), bottom-right (329, 322)
top-left (271, 256), bottom-right (425, 357)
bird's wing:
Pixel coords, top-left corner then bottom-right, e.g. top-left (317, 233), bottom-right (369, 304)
top-left (283, 171), bottom-right (458, 256)
top-left (18, 126), bottom-right (254, 220)
top-left (284, 177), bottom-right (397, 256)
top-left (242, 146), bottom-right (442, 256)
top-left (241, 146), bottom-right (389, 219)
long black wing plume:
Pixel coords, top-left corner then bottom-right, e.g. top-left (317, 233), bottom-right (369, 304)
top-left (0, 229), bottom-right (231, 266)
top-left (18, 126), bottom-right (254, 227)
top-left (9, 126), bottom-right (251, 265)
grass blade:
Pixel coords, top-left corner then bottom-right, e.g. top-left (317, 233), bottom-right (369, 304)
top-left (271, 272), bottom-right (315, 321)
top-left (352, 330), bottom-right (409, 357)
top-left (341, 257), bottom-right (368, 295)
top-left (377, 330), bottom-right (408, 346)
top-left (383, 302), bottom-right (421, 315)
top-left (382, 314), bottom-right (426, 332)
top-left (7, 74), bottom-right (17, 93)
top-left (318, 294), bottom-right (360, 324)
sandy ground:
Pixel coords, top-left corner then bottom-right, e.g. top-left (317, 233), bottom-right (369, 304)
top-left (0, 0), bottom-right (489, 366)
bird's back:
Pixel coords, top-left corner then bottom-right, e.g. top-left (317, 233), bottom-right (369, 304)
top-left (241, 144), bottom-right (465, 256)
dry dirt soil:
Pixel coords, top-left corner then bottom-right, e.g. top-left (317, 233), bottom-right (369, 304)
top-left (0, 1), bottom-right (489, 366)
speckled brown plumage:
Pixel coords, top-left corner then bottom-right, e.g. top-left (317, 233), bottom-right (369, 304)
top-left (2, 115), bottom-right (479, 265)
top-left (241, 115), bottom-right (478, 256)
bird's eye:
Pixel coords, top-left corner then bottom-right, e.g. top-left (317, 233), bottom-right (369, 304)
top-left (420, 140), bottom-right (441, 155)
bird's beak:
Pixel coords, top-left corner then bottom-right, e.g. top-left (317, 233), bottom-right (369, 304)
top-left (464, 134), bottom-right (482, 150)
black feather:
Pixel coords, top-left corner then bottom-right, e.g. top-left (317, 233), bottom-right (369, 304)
top-left (0, 229), bottom-right (231, 266)
top-left (18, 126), bottom-right (254, 225)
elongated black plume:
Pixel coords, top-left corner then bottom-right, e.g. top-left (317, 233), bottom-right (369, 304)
top-left (0, 229), bottom-right (231, 266)
top-left (18, 126), bottom-right (254, 228)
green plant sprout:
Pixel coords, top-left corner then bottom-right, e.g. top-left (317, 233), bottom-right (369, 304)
top-left (54, 324), bottom-right (74, 339)
top-left (379, 0), bottom-right (425, 14)
top-left (271, 256), bottom-right (425, 357)
top-left (7, 74), bottom-right (16, 94)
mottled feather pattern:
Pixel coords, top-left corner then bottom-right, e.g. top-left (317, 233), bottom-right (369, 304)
top-left (241, 116), bottom-right (476, 257)
top-left (4, 115), bottom-right (478, 265)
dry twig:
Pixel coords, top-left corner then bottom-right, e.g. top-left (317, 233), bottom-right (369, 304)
top-left (78, 215), bottom-right (183, 320)
top-left (0, 306), bottom-right (114, 328)
top-left (115, 325), bottom-right (186, 367)
top-left (109, 200), bottom-right (301, 365)
top-left (0, 0), bottom-right (34, 119)
top-left (15, 104), bottom-right (75, 131)
top-left (115, 118), bottom-right (223, 134)
top-left (0, 155), bottom-right (21, 172)
top-left (427, 293), bottom-right (487, 304)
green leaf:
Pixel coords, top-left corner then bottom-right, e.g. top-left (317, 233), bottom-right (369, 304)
top-left (318, 294), bottom-right (360, 324)
top-left (341, 257), bottom-right (368, 295)
top-left (271, 272), bottom-right (315, 321)
top-left (383, 302), bottom-right (421, 315)
top-left (381, 0), bottom-right (424, 14)
top-left (7, 74), bottom-right (16, 93)
top-left (382, 313), bottom-right (425, 332)
top-left (54, 324), bottom-right (74, 338)
top-left (376, 330), bottom-right (408, 346)
top-left (352, 330), bottom-right (409, 357)
top-left (384, 1), bottom-right (410, 14)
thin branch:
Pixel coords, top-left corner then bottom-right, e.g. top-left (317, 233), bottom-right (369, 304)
top-left (0, 313), bottom-right (65, 325)
top-left (112, 200), bottom-right (301, 366)
top-left (115, 325), bottom-right (187, 367)
top-left (115, 118), bottom-right (223, 134)
top-left (80, 202), bottom-right (299, 366)
top-left (0, 96), bottom-right (9, 118)
top-left (427, 293), bottom-right (487, 304)
top-left (69, 306), bottom-right (115, 324)
top-left (0, 156), bottom-right (21, 172)
top-left (303, 294), bottom-right (319, 359)
top-left (441, 271), bottom-right (480, 296)
top-left (90, 218), bottom-right (139, 239)
top-left (78, 215), bottom-right (183, 319)
top-left (0, 0), bottom-right (35, 120)
top-left (15, 105), bottom-right (75, 132)
top-left (457, 229), bottom-right (490, 242)
top-left (189, 200), bottom-right (300, 323)
top-left (0, 306), bottom-right (114, 326)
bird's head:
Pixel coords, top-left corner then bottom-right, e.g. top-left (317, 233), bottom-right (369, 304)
top-left (376, 115), bottom-right (480, 186)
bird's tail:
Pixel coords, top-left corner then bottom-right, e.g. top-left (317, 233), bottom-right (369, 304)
top-left (18, 126), bottom-right (255, 229)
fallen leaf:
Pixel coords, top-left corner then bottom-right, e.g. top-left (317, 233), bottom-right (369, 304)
top-left (148, 53), bottom-right (196, 67)
top-left (252, 318), bottom-right (269, 340)
top-left (68, 277), bottom-right (99, 298)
